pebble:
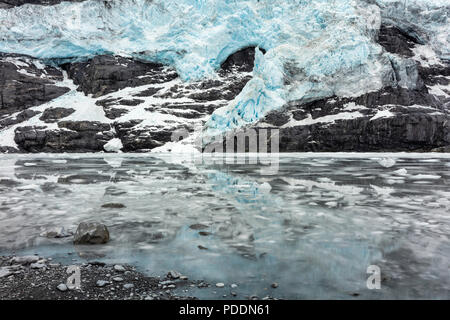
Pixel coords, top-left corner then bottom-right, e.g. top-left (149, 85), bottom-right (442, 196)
top-left (231, 291), bottom-right (237, 297)
top-left (271, 282), bottom-right (279, 288)
top-left (96, 280), bottom-right (108, 287)
top-left (30, 263), bottom-right (46, 269)
top-left (57, 284), bottom-right (68, 292)
top-left (180, 275), bottom-right (189, 280)
top-left (167, 270), bottom-right (181, 279)
top-left (123, 283), bottom-right (134, 289)
top-left (0, 267), bottom-right (12, 278)
top-left (10, 256), bottom-right (39, 265)
top-left (215, 283), bottom-right (225, 288)
top-left (114, 265), bottom-right (126, 272)
top-left (231, 283), bottom-right (238, 288)
top-left (113, 277), bottom-right (124, 282)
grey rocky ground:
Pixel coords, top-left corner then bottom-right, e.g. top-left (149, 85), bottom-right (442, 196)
top-left (0, 255), bottom-right (199, 300)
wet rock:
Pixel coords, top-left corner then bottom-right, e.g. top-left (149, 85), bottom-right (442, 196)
top-left (189, 224), bottom-right (209, 230)
top-left (0, 109), bottom-right (41, 130)
top-left (73, 222), bottom-right (110, 245)
top-left (431, 145), bottom-right (450, 152)
top-left (0, 146), bottom-right (20, 153)
top-left (30, 263), bottom-right (46, 269)
top-left (271, 283), bottom-right (279, 288)
top-left (215, 283), bottom-right (225, 288)
top-left (10, 255), bottom-right (40, 265)
top-left (40, 227), bottom-right (72, 238)
top-left (220, 46), bottom-right (266, 74)
top-left (102, 203), bottom-right (126, 209)
top-left (0, 54), bottom-right (70, 116)
top-left (114, 122), bottom-right (177, 152)
top-left (114, 265), bottom-right (126, 272)
top-left (102, 107), bottom-right (129, 120)
top-left (167, 270), bottom-right (181, 279)
top-left (0, 267), bottom-right (12, 278)
top-left (39, 107), bottom-right (75, 123)
top-left (57, 283), bottom-right (68, 292)
top-left (14, 121), bottom-right (114, 152)
top-left (112, 277), bottom-right (124, 282)
top-left (123, 283), bottom-right (134, 289)
top-left (96, 280), bottom-right (108, 287)
top-left (62, 55), bottom-right (178, 97)
top-left (377, 25), bottom-right (418, 57)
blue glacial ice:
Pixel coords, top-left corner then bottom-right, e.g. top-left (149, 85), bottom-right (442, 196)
top-left (0, 0), bottom-right (448, 137)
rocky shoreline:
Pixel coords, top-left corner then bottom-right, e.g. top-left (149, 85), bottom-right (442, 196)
top-left (0, 255), bottom-right (200, 300)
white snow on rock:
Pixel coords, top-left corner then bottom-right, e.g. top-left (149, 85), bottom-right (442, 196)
top-left (283, 111), bottom-right (366, 128)
top-left (370, 109), bottom-right (395, 121)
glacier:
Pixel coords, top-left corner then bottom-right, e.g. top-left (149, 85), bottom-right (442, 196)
top-left (0, 0), bottom-right (448, 139)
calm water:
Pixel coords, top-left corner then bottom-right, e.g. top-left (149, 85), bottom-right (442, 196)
top-left (0, 153), bottom-right (449, 299)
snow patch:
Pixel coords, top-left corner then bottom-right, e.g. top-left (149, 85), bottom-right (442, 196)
top-left (103, 138), bottom-right (123, 153)
top-left (370, 109), bottom-right (395, 121)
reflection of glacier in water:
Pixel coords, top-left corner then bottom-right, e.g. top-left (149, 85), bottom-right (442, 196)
top-left (0, 153), bottom-right (449, 299)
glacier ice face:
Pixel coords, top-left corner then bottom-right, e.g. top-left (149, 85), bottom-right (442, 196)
top-left (368, 0), bottom-right (450, 60)
top-left (0, 0), bottom-right (447, 138)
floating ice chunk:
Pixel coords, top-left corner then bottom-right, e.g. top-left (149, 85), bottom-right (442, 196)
top-left (393, 168), bottom-right (408, 175)
top-left (51, 159), bottom-right (67, 164)
top-left (378, 158), bottom-right (396, 168)
top-left (410, 174), bottom-right (441, 180)
top-left (258, 182), bottom-right (272, 193)
top-left (371, 185), bottom-right (395, 196)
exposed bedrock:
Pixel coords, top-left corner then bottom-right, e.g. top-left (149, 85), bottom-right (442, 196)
top-left (14, 121), bottom-right (114, 152)
top-left (236, 24), bottom-right (450, 153)
top-left (62, 55), bottom-right (179, 98)
top-left (0, 47), bottom-right (257, 152)
top-left (0, 54), bottom-right (70, 116)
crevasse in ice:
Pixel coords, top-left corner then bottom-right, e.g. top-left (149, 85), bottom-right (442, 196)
top-left (0, 0), bottom-right (447, 137)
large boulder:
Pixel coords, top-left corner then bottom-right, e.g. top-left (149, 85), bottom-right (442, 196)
top-left (14, 121), bottom-right (114, 152)
top-left (73, 222), bottom-right (110, 245)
